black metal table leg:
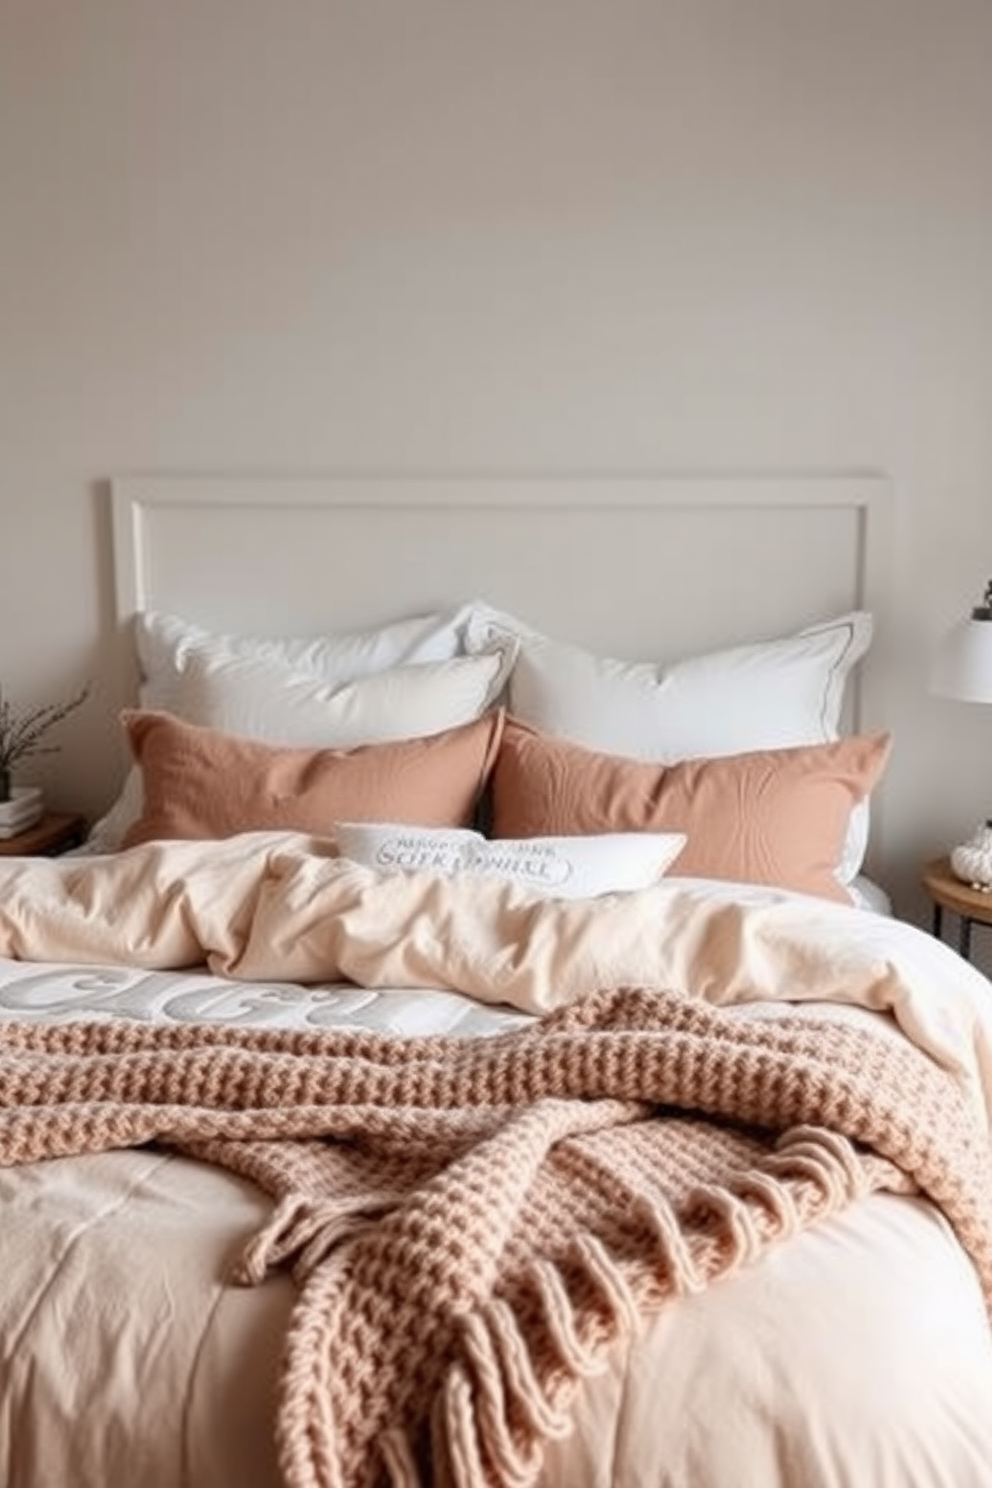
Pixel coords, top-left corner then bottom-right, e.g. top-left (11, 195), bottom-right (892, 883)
top-left (959, 915), bottom-right (973, 961)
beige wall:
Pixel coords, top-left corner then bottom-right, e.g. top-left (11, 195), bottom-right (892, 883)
top-left (1, 1), bottom-right (991, 939)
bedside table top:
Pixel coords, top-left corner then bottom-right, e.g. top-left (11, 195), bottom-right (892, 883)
top-left (922, 856), bottom-right (992, 925)
top-left (0, 811), bottom-right (87, 858)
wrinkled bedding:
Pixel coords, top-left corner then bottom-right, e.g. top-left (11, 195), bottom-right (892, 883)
top-left (0, 835), bottom-right (991, 1488)
top-left (2, 831), bottom-right (991, 1123)
top-left (7, 1150), bottom-right (991, 1488)
top-left (1, 1136), bottom-right (984, 1488)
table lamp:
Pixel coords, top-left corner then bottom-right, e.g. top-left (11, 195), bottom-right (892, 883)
top-left (931, 578), bottom-right (992, 888)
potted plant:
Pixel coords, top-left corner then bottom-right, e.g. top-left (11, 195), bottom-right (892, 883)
top-left (0, 684), bottom-right (90, 803)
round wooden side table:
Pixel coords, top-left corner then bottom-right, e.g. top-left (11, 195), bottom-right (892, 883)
top-left (921, 856), bottom-right (992, 962)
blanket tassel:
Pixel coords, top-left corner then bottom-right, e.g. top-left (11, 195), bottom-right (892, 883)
top-left (380, 1426), bottom-right (424, 1488)
top-left (433, 1136), bottom-right (878, 1488)
top-left (233, 1192), bottom-right (384, 1285)
top-left (439, 1234), bottom-right (645, 1488)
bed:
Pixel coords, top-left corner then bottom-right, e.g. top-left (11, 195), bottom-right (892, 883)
top-left (1, 473), bottom-right (991, 1488)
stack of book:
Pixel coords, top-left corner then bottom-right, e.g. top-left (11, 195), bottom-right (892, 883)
top-left (0, 786), bottom-right (43, 839)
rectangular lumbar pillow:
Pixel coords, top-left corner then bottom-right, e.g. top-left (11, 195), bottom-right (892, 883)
top-left (121, 709), bottom-right (505, 848)
top-left (466, 605), bottom-right (874, 885)
top-left (489, 718), bottom-right (892, 905)
top-left (333, 821), bottom-right (686, 899)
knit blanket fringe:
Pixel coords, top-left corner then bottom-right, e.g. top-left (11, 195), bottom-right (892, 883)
top-left (0, 986), bottom-right (990, 1488)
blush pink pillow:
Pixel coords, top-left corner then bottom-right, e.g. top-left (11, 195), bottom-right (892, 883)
top-left (121, 709), bottom-right (505, 848)
top-left (490, 718), bottom-right (892, 904)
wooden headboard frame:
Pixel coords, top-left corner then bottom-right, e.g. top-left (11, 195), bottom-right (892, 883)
top-left (110, 472), bottom-right (894, 862)
top-left (110, 471), bottom-right (892, 749)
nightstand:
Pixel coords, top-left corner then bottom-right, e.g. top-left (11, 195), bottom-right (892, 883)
top-left (0, 811), bottom-right (87, 858)
top-left (921, 856), bottom-right (992, 962)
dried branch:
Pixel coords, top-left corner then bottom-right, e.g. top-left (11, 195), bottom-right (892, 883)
top-left (0, 684), bottom-right (90, 772)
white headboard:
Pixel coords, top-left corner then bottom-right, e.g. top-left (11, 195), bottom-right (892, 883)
top-left (111, 473), bottom-right (892, 728)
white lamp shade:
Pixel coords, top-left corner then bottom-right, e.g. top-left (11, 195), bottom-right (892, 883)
top-left (931, 617), bottom-right (992, 704)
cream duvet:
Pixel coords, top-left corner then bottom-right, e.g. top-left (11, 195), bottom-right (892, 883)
top-left (0, 833), bottom-right (990, 1488)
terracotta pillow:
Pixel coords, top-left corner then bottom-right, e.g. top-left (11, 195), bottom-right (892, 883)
top-left (121, 709), bottom-right (505, 848)
top-left (490, 718), bottom-right (892, 904)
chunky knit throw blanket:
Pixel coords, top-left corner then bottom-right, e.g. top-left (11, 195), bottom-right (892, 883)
top-left (2, 987), bottom-right (991, 1488)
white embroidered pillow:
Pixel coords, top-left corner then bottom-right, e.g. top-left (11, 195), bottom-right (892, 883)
top-left (334, 822), bottom-right (686, 899)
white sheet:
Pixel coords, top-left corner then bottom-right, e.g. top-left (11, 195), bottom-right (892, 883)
top-left (0, 958), bottom-right (530, 1038)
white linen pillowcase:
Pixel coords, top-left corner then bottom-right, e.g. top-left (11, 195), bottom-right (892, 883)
top-left (466, 604), bottom-right (872, 753)
top-left (136, 603), bottom-right (480, 715)
top-left (173, 640), bottom-right (517, 748)
top-left (334, 821), bottom-right (687, 899)
top-left (464, 604), bottom-right (873, 885)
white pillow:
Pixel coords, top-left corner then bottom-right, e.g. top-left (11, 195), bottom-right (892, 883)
top-left (465, 604), bottom-right (873, 884)
top-left (137, 604), bottom-right (479, 715)
top-left (334, 821), bottom-right (686, 899)
top-left (467, 605), bottom-right (871, 754)
top-left (84, 604), bottom-right (501, 854)
top-left (83, 767), bottom-right (145, 856)
top-left (173, 642), bottom-right (516, 748)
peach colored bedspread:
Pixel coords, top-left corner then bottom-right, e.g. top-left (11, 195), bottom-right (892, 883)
top-left (3, 1147), bottom-right (990, 1488)
top-left (0, 836), bottom-right (991, 1486)
top-left (2, 830), bottom-right (992, 1126)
